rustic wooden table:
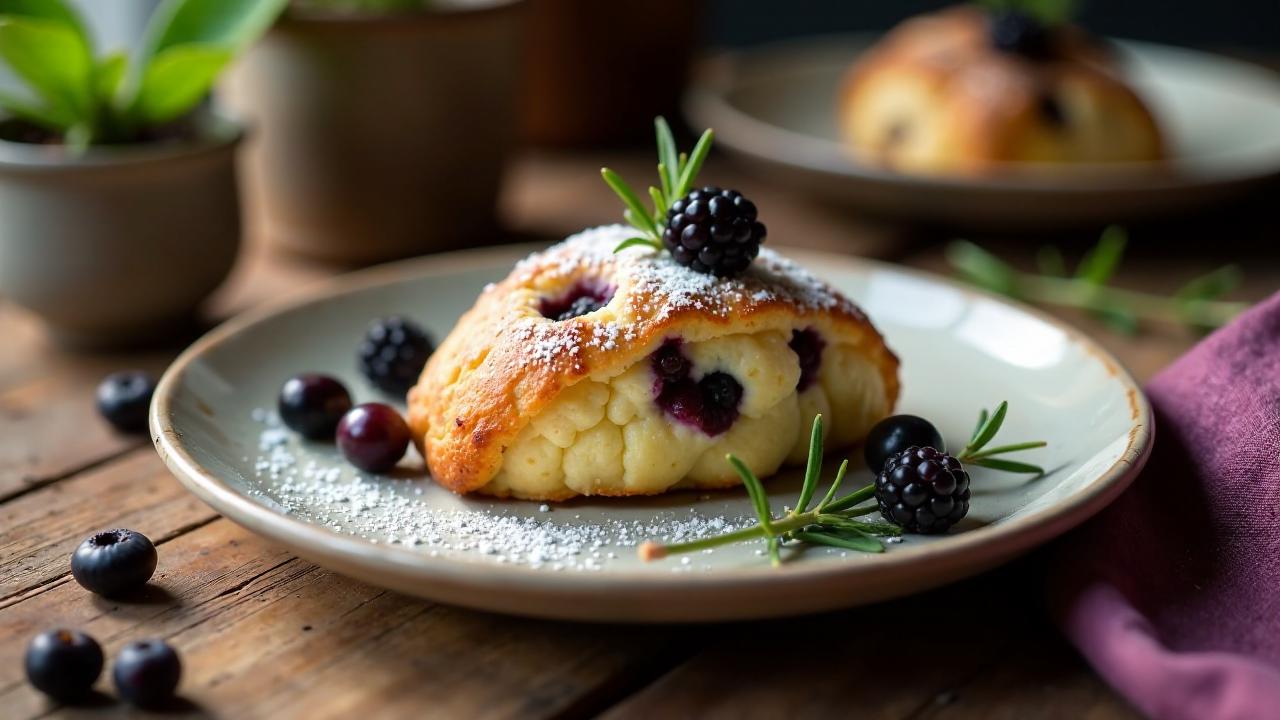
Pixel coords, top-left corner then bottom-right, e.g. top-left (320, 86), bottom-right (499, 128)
top-left (2, 150), bottom-right (1275, 719)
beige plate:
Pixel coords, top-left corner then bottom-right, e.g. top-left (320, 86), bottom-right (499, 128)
top-left (152, 244), bottom-right (1153, 623)
top-left (686, 36), bottom-right (1280, 229)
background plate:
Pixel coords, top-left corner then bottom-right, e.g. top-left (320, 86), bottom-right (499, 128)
top-left (152, 245), bottom-right (1153, 622)
top-left (686, 36), bottom-right (1280, 229)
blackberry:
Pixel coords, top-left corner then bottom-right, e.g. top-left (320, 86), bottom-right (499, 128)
top-left (357, 316), bottom-right (434, 396)
top-left (662, 186), bottom-right (766, 277)
top-left (875, 446), bottom-right (970, 534)
top-left (989, 10), bottom-right (1055, 59)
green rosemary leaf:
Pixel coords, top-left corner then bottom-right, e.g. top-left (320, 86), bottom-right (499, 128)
top-left (767, 536), bottom-right (781, 566)
top-left (1175, 265), bottom-right (1241, 304)
top-left (792, 530), bottom-right (883, 554)
top-left (728, 454), bottom-right (774, 533)
top-left (613, 237), bottom-right (661, 254)
top-left (970, 408), bottom-right (989, 444)
top-left (1095, 303), bottom-right (1140, 336)
top-left (648, 186), bottom-right (668, 220)
top-left (674, 129), bottom-right (713, 198)
top-left (657, 162), bottom-right (673, 204)
top-left (964, 441), bottom-right (1047, 459)
top-left (655, 117), bottom-right (680, 194)
top-left (794, 414), bottom-right (823, 514)
top-left (946, 241), bottom-right (1020, 297)
top-left (602, 168), bottom-right (658, 238)
top-left (1076, 225), bottom-right (1127, 286)
top-left (816, 459), bottom-right (848, 511)
top-left (965, 401), bottom-right (1008, 455)
top-left (823, 483), bottom-right (875, 513)
top-left (967, 457), bottom-right (1044, 475)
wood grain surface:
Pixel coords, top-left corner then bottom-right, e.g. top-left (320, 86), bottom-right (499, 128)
top-left (1, 149), bottom-right (1274, 719)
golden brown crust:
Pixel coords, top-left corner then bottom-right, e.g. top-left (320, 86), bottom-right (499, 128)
top-left (838, 5), bottom-right (1163, 173)
top-left (408, 226), bottom-right (899, 495)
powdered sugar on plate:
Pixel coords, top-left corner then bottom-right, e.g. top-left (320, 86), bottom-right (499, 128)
top-left (247, 410), bottom-right (759, 572)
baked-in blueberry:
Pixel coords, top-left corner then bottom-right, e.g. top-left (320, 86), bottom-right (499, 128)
top-left (96, 371), bottom-right (156, 433)
top-left (25, 629), bottom-right (104, 702)
top-left (70, 529), bottom-right (158, 597)
top-left (113, 639), bottom-right (182, 708)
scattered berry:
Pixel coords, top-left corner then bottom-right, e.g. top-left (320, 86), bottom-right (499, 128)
top-left (989, 10), bottom-right (1055, 58)
top-left (864, 414), bottom-right (945, 474)
top-left (96, 371), bottom-right (156, 433)
top-left (70, 529), bottom-right (157, 597)
top-left (113, 640), bottom-right (181, 709)
top-left (278, 374), bottom-right (353, 440)
top-left (875, 446), bottom-right (971, 534)
top-left (337, 403), bottom-right (411, 473)
top-left (25, 629), bottom-right (104, 702)
top-left (357, 316), bottom-right (434, 396)
top-left (662, 186), bottom-right (766, 277)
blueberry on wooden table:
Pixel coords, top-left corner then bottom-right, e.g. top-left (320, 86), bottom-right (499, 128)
top-left (70, 529), bottom-right (158, 597)
top-left (95, 371), bottom-right (156, 433)
top-left (25, 629), bottom-right (104, 702)
top-left (278, 373), bottom-right (353, 440)
top-left (113, 640), bottom-right (182, 709)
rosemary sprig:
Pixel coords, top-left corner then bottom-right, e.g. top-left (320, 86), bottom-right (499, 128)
top-left (980, 0), bottom-right (1076, 24)
top-left (947, 226), bottom-right (1247, 335)
top-left (601, 117), bottom-right (714, 253)
top-left (639, 405), bottom-right (1045, 566)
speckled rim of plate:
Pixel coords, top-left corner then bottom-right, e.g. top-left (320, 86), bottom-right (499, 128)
top-left (151, 244), bottom-right (1154, 623)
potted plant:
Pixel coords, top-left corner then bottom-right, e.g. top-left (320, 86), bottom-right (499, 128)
top-left (0, 0), bottom-right (286, 348)
top-left (226, 0), bottom-right (525, 265)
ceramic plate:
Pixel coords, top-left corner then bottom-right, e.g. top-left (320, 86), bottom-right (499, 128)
top-left (686, 36), bottom-right (1280, 229)
top-left (152, 244), bottom-right (1152, 623)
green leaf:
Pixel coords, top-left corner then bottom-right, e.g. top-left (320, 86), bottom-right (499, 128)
top-left (767, 536), bottom-right (781, 566)
top-left (613, 237), bottom-right (661, 254)
top-left (648, 186), bottom-right (667, 218)
top-left (132, 43), bottom-right (232, 125)
top-left (794, 414), bottom-right (823, 514)
top-left (816, 459), bottom-right (848, 511)
top-left (674, 129), bottom-right (713, 198)
top-left (967, 457), bottom-right (1045, 475)
top-left (0, 0), bottom-right (89, 41)
top-left (657, 162), bottom-right (672, 204)
top-left (970, 408), bottom-right (989, 445)
top-left (946, 241), bottom-right (1020, 297)
top-left (964, 441), bottom-right (1047, 460)
top-left (0, 87), bottom-right (67, 127)
top-left (1094, 303), bottom-right (1139, 335)
top-left (823, 483), bottom-right (876, 513)
top-left (1175, 265), bottom-right (1241, 304)
top-left (655, 117), bottom-right (680, 194)
top-left (965, 401), bottom-right (1008, 455)
top-left (0, 17), bottom-right (93, 129)
top-left (792, 530), bottom-right (883, 554)
top-left (1076, 225), bottom-right (1127, 286)
top-left (728, 454), bottom-right (774, 534)
top-left (602, 168), bottom-right (658, 238)
top-left (94, 52), bottom-right (128, 107)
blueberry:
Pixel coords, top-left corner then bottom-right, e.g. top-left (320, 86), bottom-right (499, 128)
top-left (25, 629), bottom-right (104, 702)
top-left (337, 403), bottom-right (411, 473)
top-left (278, 374), bottom-right (353, 440)
top-left (70, 529), bottom-right (157, 598)
top-left (96, 371), bottom-right (156, 433)
top-left (113, 640), bottom-right (181, 709)
top-left (864, 415), bottom-right (945, 474)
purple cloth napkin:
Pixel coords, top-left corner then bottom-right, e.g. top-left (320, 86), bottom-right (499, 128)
top-left (1051, 292), bottom-right (1280, 720)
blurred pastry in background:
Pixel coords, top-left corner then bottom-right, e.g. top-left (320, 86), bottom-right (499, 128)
top-left (837, 4), bottom-right (1164, 175)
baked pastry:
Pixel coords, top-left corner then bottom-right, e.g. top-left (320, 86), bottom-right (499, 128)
top-left (838, 5), bottom-right (1164, 175)
top-left (407, 225), bottom-right (899, 500)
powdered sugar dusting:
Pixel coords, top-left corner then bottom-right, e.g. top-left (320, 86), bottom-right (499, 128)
top-left (507, 225), bottom-right (860, 369)
top-left (246, 411), bottom-right (760, 572)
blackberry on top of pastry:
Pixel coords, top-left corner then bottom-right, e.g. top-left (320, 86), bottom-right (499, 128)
top-left (838, 2), bottom-right (1164, 175)
top-left (408, 120), bottom-right (900, 501)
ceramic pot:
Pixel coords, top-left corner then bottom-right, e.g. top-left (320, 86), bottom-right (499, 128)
top-left (229, 0), bottom-right (525, 265)
top-left (0, 114), bottom-right (243, 348)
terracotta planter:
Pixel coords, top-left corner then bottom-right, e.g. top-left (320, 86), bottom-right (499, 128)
top-left (521, 0), bottom-right (702, 147)
top-left (0, 115), bottom-right (243, 348)
top-left (229, 1), bottom-right (525, 265)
